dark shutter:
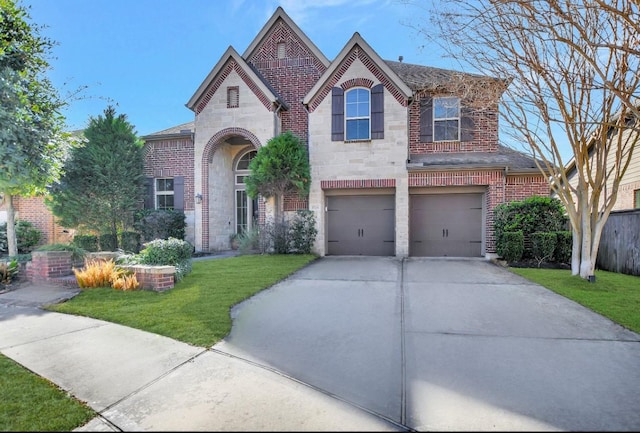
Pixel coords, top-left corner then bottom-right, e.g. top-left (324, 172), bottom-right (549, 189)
top-left (419, 97), bottom-right (433, 143)
top-left (331, 87), bottom-right (344, 141)
top-left (144, 177), bottom-right (154, 209)
top-left (173, 176), bottom-right (184, 210)
top-left (371, 84), bottom-right (384, 139)
top-left (460, 106), bottom-right (475, 142)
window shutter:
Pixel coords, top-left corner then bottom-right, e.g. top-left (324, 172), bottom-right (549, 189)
top-left (331, 87), bottom-right (344, 141)
top-left (371, 84), bottom-right (384, 139)
top-left (144, 177), bottom-right (154, 209)
top-left (460, 106), bottom-right (475, 142)
top-left (173, 176), bottom-right (184, 210)
top-left (419, 97), bottom-right (433, 143)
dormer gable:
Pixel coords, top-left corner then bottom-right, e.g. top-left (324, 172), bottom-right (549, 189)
top-left (303, 32), bottom-right (413, 112)
top-left (185, 46), bottom-right (287, 115)
top-left (243, 6), bottom-right (330, 70)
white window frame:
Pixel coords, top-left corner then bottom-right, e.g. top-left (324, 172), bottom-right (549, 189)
top-left (433, 96), bottom-right (460, 142)
top-left (155, 178), bottom-right (174, 210)
top-left (345, 87), bottom-right (371, 141)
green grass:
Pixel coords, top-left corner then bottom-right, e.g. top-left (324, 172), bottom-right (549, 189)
top-left (0, 354), bottom-right (95, 431)
top-left (509, 267), bottom-right (640, 333)
top-left (46, 254), bottom-right (317, 347)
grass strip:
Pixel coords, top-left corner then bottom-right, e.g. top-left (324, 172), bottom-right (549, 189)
top-left (0, 354), bottom-right (95, 431)
top-left (509, 267), bottom-right (640, 334)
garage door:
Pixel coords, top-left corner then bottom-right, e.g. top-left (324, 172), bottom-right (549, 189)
top-left (410, 193), bottom-right (482, 257)
top-left (327, 195), bottom-right (395, 256)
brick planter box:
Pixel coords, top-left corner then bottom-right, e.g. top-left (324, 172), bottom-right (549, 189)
top-left (26, 250), bottom-right (176, 292)
top-left (121, 265), bottom-right (176, 292)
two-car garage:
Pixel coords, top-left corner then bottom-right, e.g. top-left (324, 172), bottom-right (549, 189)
top-left (325, 190), bottom-right (484, 257)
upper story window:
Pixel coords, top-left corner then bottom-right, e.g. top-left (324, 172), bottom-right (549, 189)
top-left (227, 86), bottom-right (239, 108)
top-left (155, 178), bottom-right (174, 210)
top-left (635, 189), bottom-right (640, 208)
top-left (433, 97), bottom-right (460, 141)
top-left (345, 88), bottom-right (370, 141)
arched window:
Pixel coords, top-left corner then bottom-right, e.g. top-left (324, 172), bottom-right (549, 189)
top-left (345, 88), bottom-right (370, 140)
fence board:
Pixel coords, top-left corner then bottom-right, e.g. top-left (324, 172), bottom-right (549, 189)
top-left (596, 209), bottom-right (640, 276)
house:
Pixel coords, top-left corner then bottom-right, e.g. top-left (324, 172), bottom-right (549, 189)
top-left (562, 112), bottom-right (640, 211)
top-left (141, 6), bottom-right (550, 258)
top-left (0, 195), bottom-right (72, 247)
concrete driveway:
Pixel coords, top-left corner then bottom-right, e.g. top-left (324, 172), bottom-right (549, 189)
top-left (2, 256), bottom-right (639, 431)
top-left (216, 256), bottom-right (640, 431)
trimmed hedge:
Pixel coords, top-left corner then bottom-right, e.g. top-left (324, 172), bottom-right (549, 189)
top-left (497, 231), bottom-right (524, 262)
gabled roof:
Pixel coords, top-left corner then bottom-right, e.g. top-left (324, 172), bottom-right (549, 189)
top-left (242, 6), bottom-right (330, 68)
top-left (303, 32), bottom-right (413, 107)
top-left (185, 46), bottom-right (285, 112)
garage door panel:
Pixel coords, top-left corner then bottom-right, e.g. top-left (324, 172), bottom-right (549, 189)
top-left (327, 195), bottom-right (395, 256)
top-left (410, 193), bottom-right (482, 257)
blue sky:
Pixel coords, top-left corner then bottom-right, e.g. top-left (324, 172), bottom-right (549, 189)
top-left (26, 0), bottom-right (455, 137)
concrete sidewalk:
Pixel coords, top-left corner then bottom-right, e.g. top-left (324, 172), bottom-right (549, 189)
top-left (0, 304), bottom-right (403, 431)
top-left (1, 256), bottom-right (640, 431)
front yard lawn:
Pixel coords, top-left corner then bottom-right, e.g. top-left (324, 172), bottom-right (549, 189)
top-left (509, 267), bottom-right (640, 334)
top-left (46, 254), bottom-right (317, 347)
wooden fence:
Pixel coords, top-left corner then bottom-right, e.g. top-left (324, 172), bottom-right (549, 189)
top-left (596, 209), bottom-right (640, 276)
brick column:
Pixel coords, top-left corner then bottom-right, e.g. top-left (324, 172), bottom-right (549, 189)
top-left (26, 251), bottom-right (73, 282)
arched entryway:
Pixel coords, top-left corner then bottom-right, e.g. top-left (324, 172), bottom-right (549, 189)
top-left (199, 127), bottom-right (262, 251)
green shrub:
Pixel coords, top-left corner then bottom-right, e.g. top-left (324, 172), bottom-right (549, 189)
top-left (289, 210), bottom-right (317, 254)
top-left (0, 220), bottom-right (42, 254)
top-left (531, 232), bottom-right (557, 267)
top-left (134, 209), bottom-right (186, 242)
top-left (99, 233), bottom-right (117, 251)
top-left (554, 230), bottom-right (572, 264)
top-left (494, 196), bottom-right (567, 259)
top-left (72, 234), bottom-right (99, 252)
top-left (497, 231), bottom-right (524, 262)
top-left (138, 237), bottom-right (194, 282)
top-left (260, 220), bottom-right (290, 254)
top-left (238, 226), bottom-right (263, 254)
top-left (119, 231), bottom-right (141, 253)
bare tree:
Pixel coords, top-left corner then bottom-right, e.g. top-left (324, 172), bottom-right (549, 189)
top-left (403, 0), bottom-right (640, 278)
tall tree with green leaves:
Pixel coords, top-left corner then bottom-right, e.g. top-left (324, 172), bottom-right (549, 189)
top-left (47, 106), bottom-right (145, 249)
top-left (0, 0), bottom-right (73, 257)
top-left (245, 131), bottom-right (311, 223)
